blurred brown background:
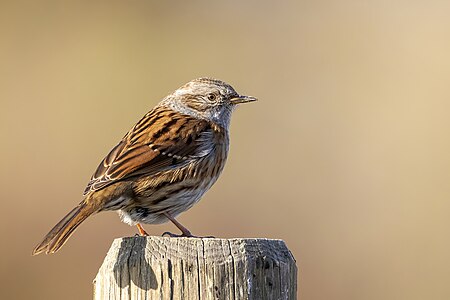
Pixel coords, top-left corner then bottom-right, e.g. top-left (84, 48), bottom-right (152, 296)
top-left (1, 0), bottom-right (450, 299)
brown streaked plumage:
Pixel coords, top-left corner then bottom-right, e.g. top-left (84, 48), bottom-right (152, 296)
top-left (32, 78), bottom-right (256, 255)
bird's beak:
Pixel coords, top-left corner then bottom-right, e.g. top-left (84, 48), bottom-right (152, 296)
top-left (230, 95), bottom-right (258, 105)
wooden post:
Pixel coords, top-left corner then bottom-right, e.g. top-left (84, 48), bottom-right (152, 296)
top-left (94, 236), bottom-right (297, 299)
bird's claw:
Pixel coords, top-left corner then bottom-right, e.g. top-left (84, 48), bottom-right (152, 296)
top-left (162, 231), bottom-right (190, 238)
top-left (162, 231), bottom-right (215, 238)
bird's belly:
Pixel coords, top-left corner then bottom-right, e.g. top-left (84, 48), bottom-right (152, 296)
top-left (118, 178), bottom-right (216, 226)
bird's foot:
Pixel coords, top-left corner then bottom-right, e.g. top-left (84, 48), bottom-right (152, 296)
top-left (162, 231), bottom-right (188, 238)
top-left (162, 231), bottom-right (215, 238)
top-left (161, 212), bottom-right (215, 238)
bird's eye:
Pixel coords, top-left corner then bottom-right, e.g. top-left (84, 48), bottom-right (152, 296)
top-left (207, 93), bottom-right (217, 101)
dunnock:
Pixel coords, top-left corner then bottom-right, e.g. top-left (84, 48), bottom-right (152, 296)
top-left (33, 78), bottom-right (256, 255)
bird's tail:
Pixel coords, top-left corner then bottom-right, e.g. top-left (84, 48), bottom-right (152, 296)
top-left (32, 200), bottom-right (99, 255)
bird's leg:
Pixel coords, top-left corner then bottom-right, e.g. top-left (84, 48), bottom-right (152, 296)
top-left (162, 212), bottom-right (193, 237)
top-left (136, 223), bottom-right (149, 236)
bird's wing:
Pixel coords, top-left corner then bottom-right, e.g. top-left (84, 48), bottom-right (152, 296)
top-left (83, 107), bottom-right (217, 195)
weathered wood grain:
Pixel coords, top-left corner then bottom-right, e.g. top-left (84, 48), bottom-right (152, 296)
top-left (94, 236), bottom-right (297, 299)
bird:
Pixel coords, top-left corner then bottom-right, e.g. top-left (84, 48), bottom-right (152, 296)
top-left (32, 77), bottom-right (257, 255)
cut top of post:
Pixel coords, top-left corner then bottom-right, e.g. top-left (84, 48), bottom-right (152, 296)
top-left (94, 237), bottom-right (297, 300)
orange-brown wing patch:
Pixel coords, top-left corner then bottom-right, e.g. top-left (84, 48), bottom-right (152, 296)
top-left (83, 107), bottom-right (218, 195)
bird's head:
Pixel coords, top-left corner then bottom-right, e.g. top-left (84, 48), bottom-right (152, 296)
top-left (161, 78), bottom-right (257, 129)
